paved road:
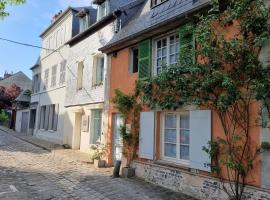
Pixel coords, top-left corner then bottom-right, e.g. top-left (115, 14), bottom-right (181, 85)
top-left (0, 129), bottom-right (197, 200)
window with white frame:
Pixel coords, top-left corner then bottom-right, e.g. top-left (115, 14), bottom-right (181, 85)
top-left (79, 15), bottom-right (89, 33)
top-left (162, 112), bottom-right (190, 162)
top-left (59, 60), bottom-right (66, 85)
top-left (92, 55), bottom-right (104, 86)
top-left (97, 1), bottom-right (108, 20)
top-left (51, 65), bottom-right (57, 87)
top-left (90, 110), bottom-right (102, 144)
top-left (43, 69), bottom-right (49, 90)
top-left (155, 33), bottom-right (179, 74)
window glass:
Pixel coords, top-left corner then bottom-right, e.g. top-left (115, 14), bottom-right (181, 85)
top-left (131, 47), bottom-right (139, 73)
top-left (79, 15), bottom-right (89, 33)
top-left (155, 33), bottom-right (179, 74)
top-left (93, 56), bottom-right (104, 86)
top-left (97, 1), bottom-right (107, 20)
top-left (163, 113), bottom-right (190, 161)
top-left (90, 110), bottom-right (102, 144)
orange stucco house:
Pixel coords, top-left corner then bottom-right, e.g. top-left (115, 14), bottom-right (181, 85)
top-left (100, 0), bottom-right (270, 199)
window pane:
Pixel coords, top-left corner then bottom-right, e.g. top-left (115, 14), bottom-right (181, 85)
top-left (180, 130), bottom-right (190, 144)
top-left (180, 145), bottom-right (189, 160)
top-left (169, 55), bottom-right (175, 64)
top-left (162, 39), bottom-right (167, 47)
top-left (165, 129), bottom-right (176, 143)
top-left (91, 110), bottom-right (102, 144)
top-left (162, 48), bottom-right (166, 56)
top-left (165, 114), bottom-right (176, 128)
top-left (157, 49), bottom-right (161, 58)
top-left (165, 143), bottom-right (176, 158)
top-left (132, 48), bottom-right (139, 73)
top-left (180, 115), bottom-right (190, 129)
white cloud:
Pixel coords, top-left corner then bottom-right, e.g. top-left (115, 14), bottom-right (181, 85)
top-left (58, 0), bottom-right (92, 8)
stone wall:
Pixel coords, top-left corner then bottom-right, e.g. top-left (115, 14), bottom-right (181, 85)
top-left (132, 161), bottom-right (270, 200)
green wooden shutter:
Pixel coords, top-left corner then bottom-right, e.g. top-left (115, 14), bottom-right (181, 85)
top-left (138, 39), bottom-right (152, 79)
top-left (179, 23), bottom-right (195, 67)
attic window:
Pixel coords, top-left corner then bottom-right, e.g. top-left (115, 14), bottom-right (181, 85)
top-left (151, 0), bottom-right (167, 7)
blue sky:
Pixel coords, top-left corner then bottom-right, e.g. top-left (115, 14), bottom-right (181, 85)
top-left (0, 0), bottom-right (91, 78)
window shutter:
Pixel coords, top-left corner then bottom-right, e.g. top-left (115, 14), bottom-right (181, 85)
top-left (179, 23), bottom-right (195, 67)
top-left (44, 105), bottom-right (50, 130)
top-left (190, 110), bottom-right (211, 172)
top-left (53, 104), bottom-right (59, 131)
top-left (139, 111), bottom-right (155, 160)
top-left (138, 39), bottom-right (152, 79)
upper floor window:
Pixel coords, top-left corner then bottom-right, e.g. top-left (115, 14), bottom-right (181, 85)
top-left (79, 14), bottom-right (89, 33)
top-left (77, 61), bottom-right (84, 90)
top-left (32, 73), bottom-right (41, 94)
top-left (92, 55), bottom-right (104, 86)
top-left (51, 65), bottom-right (57, 87)
top-left (97, 1), bottom-right (108, 21)
top-left (59, 60), bottom-right (66, 85)
top-left (130, 47), bottom-right (139, 74)
top-left (43, 69), bottom-right (49, 91)
top-left (155, 33), bottom-right (179, 74)
top-left (151, 0), bottom-right (167, 7)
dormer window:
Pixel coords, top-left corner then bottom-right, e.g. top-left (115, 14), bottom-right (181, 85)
top-left (77, 9), bottom-right (89, 33)
top-left (151, 0), bottom-right (167, 7)
top-left (97, 1), bottom-right (108, 21)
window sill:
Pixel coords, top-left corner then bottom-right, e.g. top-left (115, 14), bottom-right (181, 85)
top-left (92, 83), bottom-right (103, 88)
top-left (154, 160), bottom-right (190, 171)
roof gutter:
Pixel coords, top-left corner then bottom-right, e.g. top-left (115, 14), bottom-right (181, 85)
top-left (66, 9), bottom-right (122, 47)
top-left (99, 1), bottom-right (210, 54)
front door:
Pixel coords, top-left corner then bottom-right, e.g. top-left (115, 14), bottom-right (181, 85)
top-left (21, 112), bottom-right (29, 134)
top-left (113, 113), bottom-right (123, 165)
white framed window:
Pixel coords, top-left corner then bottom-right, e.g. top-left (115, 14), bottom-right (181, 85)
top-left (43, 69), bottom-right (49, 90)
top-left (155, 33), bottom-right (179, 75)
top-left (90, 110), bottom-right (102, 144)
top-left (77, 61), bottom-right (84, 90)
top-left (97, 1), bottom-right (108, 20)
top-left (59, 60), bottom-right (66, 85)
top-left (79, 15), bottom-right (89, 33)
top-left (161, 112), bottom-right (190, 163)
top-left (92, 55), bottom-right (104, 86)
top-left (51, 65), bottom-right (57, 87)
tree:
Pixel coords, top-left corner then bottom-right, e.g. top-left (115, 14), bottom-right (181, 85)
top-left (0, 84), bottom-right (21, 109)
top-left (137, 0), bottom-right (270, 199)
top-left (0, 0), bottom-right (26, 18)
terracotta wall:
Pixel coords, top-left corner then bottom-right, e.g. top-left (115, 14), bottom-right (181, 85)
top-left (107, 48), bottom-right (138, 165)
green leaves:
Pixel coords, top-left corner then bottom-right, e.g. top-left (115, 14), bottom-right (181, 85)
top-left (0, 0), bottom-right (25, 18)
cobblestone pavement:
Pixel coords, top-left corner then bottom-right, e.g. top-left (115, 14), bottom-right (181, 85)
top-left (0, 130), bottom-right (198, 200)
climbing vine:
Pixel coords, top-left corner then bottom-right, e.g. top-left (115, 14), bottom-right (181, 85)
top-left (136, 0), bottom-right (270, 199)
top-left (112, 88), bottom-right (141, 167)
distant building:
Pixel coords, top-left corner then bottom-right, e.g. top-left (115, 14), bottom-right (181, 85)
top-left (0, 71), bottom-right (32, 91)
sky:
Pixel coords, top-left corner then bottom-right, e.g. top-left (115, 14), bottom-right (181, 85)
top-left (0, 0), bottom-right (91, 78)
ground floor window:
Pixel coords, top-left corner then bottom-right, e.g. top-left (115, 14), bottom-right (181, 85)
top-left (162, 112), bottom-right (190, 162)
top-left (39, 104), bottom-right (59, 131)
top-left (90, 110), bottom-right (102, 144)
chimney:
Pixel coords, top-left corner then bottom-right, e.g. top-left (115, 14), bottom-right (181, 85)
top-left (51, 10), bottom-right (63, 23)
top-left (4, 70), bottom-right (12, 79)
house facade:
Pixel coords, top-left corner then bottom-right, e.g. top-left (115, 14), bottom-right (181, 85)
top-left (100, 0), bottom-right (270, 199)
top-left (64, 0), bottom-right (144, 153)
top-left (30, 7), bottom-right (87, 144)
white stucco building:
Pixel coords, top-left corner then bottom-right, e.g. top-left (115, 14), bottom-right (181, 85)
top-left (30, 7), bottom-right (93, 144)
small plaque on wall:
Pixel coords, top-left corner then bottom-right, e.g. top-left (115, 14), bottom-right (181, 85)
top-left (82, 115), bottom-right (89, 132)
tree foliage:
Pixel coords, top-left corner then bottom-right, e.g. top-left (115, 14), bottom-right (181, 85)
top-left (136, 0), bottom-right (270, 199)
top-left (0, 0), bottom-right (25, 18)
top-left (0, 84), bottom-right (21, 109)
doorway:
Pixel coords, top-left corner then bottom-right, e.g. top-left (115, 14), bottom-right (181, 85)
top-left (21, 112), bottom-right (29, 134)
top-left (113, 113), bottom-right (123, 165)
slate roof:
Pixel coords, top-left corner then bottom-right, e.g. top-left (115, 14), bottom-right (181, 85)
top-left (30, 56), bottom-right (40, 70)
top-left (40, 6), bottom-right (96, 38)
top-left (100, 0), bottom-right (210, 52)
top-left (0, 72), bottom-right (32, 91)
top-left (14, 91), bottom-right (31, 103)
top-left (66, 0), bottom-right (144, 46)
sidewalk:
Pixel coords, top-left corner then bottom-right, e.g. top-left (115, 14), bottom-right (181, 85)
top-left (0, 126), bottom-right (93, 164)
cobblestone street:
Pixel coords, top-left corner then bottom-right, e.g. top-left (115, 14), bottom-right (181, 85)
top-left (0, 129), bottom-right (197, 200)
